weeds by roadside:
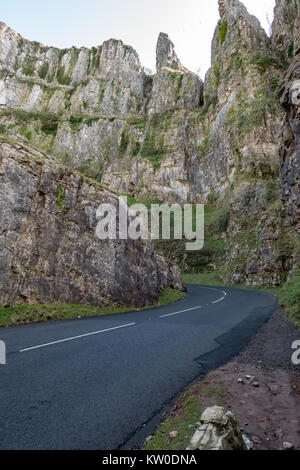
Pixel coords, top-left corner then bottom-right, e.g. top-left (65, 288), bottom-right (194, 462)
top-left (0, 287), bottom-right (185, 327)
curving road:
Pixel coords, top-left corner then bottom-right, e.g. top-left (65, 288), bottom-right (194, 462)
top-left (0, 285), bottom-right (277, 450)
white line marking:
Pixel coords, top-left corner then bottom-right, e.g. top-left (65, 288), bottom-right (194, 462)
top-left (209, 289), bottom-right (228, 305)
top-left (212, 297), bottom-right (225, 304)
top-left (160, 305), bottom-right (202, 319)
top-left (19, 322), bottom-right (136, 353)
top-left (160, 288), bottom-right (228, 318)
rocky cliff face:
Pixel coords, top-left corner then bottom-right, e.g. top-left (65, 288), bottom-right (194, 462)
top-left (0, 137), bottom-right (182, 307)
top-left (278, 1), bottom-right (300, 230)
top-left (0, 0), bottom-right (299, 290)
top-left (0, 23), bottom-right (204, 203)
top-left (275, 0), bottom-right (300, 304)
top-left (272, 0), bottom-right (299, 61)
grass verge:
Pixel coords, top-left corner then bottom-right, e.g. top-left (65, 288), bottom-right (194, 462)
top-left (0, 287), bottom-right (185, 327)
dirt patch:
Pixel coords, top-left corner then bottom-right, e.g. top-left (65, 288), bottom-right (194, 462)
top-left (224, 308), bottom-right (300, 450)
top-left (145, 309), bottom-right (300, 450)
top-left (206, 364), bottom-right (300, 450)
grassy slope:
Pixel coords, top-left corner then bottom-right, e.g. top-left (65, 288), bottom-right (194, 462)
top-left (0, 288), bottom-right (185, 327)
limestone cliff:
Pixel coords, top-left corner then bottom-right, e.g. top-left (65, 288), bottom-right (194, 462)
top-left (277, 0), bottom-right (300, 230)
top-left (0, 0), bottom-right (299, 291)
top-left (272, 0), bottom-right (299, 61)
top-left (215, 0), bottom-right (299, 286)
top-left (0, 137), bottom-right (183, 307)
top-left (0, 23), bottom-right (204, 203)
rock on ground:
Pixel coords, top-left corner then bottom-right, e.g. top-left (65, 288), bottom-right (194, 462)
top-left (186, 406), bottom-right (246, 451)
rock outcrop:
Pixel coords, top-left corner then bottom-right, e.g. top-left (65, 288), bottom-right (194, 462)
top-left (0, 138), bottom-right (183, 307)
top-left (271, 0), bottom-right (299, 61)
top-left (156, 32), bottom-right (184, 72)
top-left (278, 0), bottom-right (300, 231)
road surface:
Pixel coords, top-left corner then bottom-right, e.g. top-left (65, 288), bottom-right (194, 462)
top-left (0, 285), bottom-right (277, 449)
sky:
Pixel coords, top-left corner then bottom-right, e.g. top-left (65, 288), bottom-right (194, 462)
top-left (1, 0), bottom-right (276, 77)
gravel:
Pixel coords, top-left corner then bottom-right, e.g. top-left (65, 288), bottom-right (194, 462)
top-left (237, 308), bottom-right (300, 376)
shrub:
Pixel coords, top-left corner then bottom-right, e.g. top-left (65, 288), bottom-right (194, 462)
top-left (20, 126), bottom-right (32, 141)
top-left (22, 59), bottom-right (36, 76)
top-left (57, 66), bottom-right (71, 85)
top-left (208, 190), bottom-right (220, 205)
top-left (41, 117), bottom-right (59, 136)
top-left (69, 116), bottom-right (83, 132)
top-left (249, 52), bottom-right (283, 74)
top-left (141, 112), bottom-right (173, 171)
top-left (288, 41), bottom-right (294, 59)
top-left (38, 62), bottom-right (49, 80)
top-left (58, 49), bottom-right (69, 61)
top-left (130, 140), bottom-right (141, 157)
top-left (119, 129), bottom-right (129, 154)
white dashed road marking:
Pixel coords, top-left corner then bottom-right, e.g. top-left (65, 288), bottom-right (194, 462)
top-left (160, 289), bottom-right (228, 318)
top-left (160, 305), bottom-right (203, 319)
top-left (19, 289), bottom-right (229, 352)
top-left (19, 322), bottom-right (136, 353)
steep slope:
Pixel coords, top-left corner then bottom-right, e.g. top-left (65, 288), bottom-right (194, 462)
top-left (275, 0), bottom-right (300, 324)
top-left (277, 0), bottom-right (300, 230)
top-left (0, 137), bottom-right (182, 307)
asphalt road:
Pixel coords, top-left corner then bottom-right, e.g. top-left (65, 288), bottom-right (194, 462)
top-left (0, 285), bottom-right (277, 450)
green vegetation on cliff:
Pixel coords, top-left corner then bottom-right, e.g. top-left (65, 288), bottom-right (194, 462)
top-left (141, 111), bottom-right (174, 171)
top-left (219, 21), bottom-right (227, 45)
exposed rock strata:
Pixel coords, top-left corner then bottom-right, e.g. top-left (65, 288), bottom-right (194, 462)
top-left (278, 0), bottom-right (300, 231)
top-left (0, 139), bottom-right (183, 307)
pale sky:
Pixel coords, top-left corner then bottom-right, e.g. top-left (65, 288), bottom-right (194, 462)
top-left (1, 0), bottom-right (275, 77)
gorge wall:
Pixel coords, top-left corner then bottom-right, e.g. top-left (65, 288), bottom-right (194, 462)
top-left (0, 138), bottom-right (182, 307)
top-left (0, 0), bottom-right (299, 291)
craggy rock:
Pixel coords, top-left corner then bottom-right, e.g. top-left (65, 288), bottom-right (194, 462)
top-left (148, 33), bottom-right (203, 114)
top-left (156, 32), bottom-right (185, 72)
top-left (186, 406), bottom-right (246, 451)
top-left (271, 0), bottom-right (299, 61)
top-left (279, 28), bottom-right (300, 231)
top-left (0, 0), bottom-right (299, 289)
top-left (273, 0), bottom-right (300, 230)
top-left (0, 23), bottom-right (203, 204)
top-left (0, 22), bottom-right (146, 118)
top-left (0, 139), bottom-right (183, 307)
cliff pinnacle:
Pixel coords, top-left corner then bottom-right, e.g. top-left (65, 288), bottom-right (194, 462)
top-left (156, 32), bottom-right (184, 71)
